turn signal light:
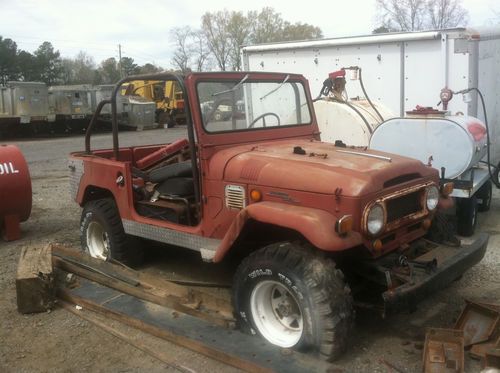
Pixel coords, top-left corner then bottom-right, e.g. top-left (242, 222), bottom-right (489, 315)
top-left (373, 239), bottom-right (383, 251)
top-left (441, 182), bottom-right (454, 196)
top-left (335, 215), bottom-right (353, 236)
top-left (422, 218), bottom-right (432, 230)
top-left (250, 189), bottom-right (262, 202)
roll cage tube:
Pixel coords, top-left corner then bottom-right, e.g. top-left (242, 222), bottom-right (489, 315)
top-left (86, 72), bottom-right (201, 210)
top-left (85, 99), bottom-right (111, 154)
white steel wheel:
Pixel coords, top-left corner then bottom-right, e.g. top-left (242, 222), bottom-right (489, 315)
top-left (86, 221), bottom-right (111, 260)
top-left (250, 280), bottom-right (303, 348)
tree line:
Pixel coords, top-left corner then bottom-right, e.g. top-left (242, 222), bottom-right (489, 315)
top-left (0, 7), bottom-right (322, 85)
top-left (0, 37), bottom-right (163, 86)
top-left (374, 0), bottom-right (469, 33)
top-left (1, 2), bottom-right (473, 85)
top-left (170, 7), bottom-right (322, 72)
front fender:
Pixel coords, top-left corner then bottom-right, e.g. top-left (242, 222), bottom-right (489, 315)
top-left (213, 201), bottom-right (362, 262)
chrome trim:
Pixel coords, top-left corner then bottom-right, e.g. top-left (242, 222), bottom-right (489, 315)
top-left (336, 149), bottom-right (392, 162)
top-left (122, 219), bottom-right (220, 261)
top-left (362, 181), bottom-right (435, 236)
top-left (68, 158), bottom-right (84, 201)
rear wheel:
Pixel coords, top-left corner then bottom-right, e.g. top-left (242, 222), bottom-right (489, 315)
top-left (495, 162), bottom-right (500, 188)
top-left (80, 198), bottom-right (142, 265)
top-left (232, 241), bottom-right (354, 361)
top-left (457, 196), bottom-right (478, 237)
top-left (477, 180), bottom-right (492, 212)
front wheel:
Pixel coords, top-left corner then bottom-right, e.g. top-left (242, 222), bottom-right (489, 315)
top-left (80, 198), bottom-right (142, 265)
top-left (232, 242), bottom-right (354, 361)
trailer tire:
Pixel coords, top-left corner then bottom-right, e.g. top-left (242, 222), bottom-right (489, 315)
top-left (80, 198), bottom-right (142, 266)
top-left (232, 241), bottom-right (354, 361)
top-left (494, 162), bottom-right (500, 189)
top-left (477, 180), bottom-right (492, 212)
top-left (457, 196), bottom-right (478, 237)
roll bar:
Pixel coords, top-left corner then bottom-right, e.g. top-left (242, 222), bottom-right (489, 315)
top-left (85, 73), bottom-right (201, 209)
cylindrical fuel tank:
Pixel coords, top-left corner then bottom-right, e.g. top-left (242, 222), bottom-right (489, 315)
top-left (0, 145), bottom-right (32, 222)
top-left (314, 98), bottom-right (394, 147)
top-left (370, 115), bottom-right (487, 179)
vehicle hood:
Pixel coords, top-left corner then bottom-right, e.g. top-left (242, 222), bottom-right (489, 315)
top-left (209, 139), bottom-right (437, 197)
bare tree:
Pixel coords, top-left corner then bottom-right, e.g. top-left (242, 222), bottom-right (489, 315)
top-left (201, 11), bottom-right (232, 71)
top-left (191, 29), bottom-right (211, 72)
top-left (376, 0), bottom-right (469, 31)
top-left (376, 0), bottom-right (427, 31)
top-left (170, 26), bottom-right (193, 73)
top-left (428, 0), bottom-right (468, 29)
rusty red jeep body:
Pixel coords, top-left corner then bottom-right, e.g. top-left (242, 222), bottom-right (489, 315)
top-left (69, 72), bottom-right (488, 360)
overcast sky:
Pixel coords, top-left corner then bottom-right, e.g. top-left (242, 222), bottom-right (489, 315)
top-left (1, 0), bottom-right (499, 68)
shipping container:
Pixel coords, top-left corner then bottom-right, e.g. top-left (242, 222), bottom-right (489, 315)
top-left (48, 85), bottom-right (93, 120)
top-left (0, 82), bottom-right (53, 124)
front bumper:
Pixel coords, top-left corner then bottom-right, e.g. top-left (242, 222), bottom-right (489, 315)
top-left (382, 233), bottom-right (489, 315)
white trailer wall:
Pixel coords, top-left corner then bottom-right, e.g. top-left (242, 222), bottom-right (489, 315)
top-left (478, 28), bottom-right (500, 163)
top-left (241, 27), bottom-right (500, 165)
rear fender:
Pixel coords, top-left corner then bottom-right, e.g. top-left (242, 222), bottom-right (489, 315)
top-left (213, 201), bottom-right (362, 262)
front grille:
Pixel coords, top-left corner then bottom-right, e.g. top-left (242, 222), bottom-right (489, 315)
top-left (386, 191), bottom-right (422, 223)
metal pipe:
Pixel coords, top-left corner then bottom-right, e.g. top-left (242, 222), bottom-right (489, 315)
top-left (241, 31), bottom-right (443, 53)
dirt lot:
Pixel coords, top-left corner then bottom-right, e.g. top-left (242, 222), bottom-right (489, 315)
top-left (1, 128), bottom-right (499, 372)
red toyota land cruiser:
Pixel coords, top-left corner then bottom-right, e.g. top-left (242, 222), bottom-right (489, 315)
top-left (69, 72), bottom-right (488, 360)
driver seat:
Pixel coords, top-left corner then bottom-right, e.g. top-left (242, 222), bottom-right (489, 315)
top-left (149, 160), bottom-right (194, 197)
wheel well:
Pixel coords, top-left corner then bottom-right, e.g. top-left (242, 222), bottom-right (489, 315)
top-left (81, 185), bottom-right (114, 206)
top-left (223, 219), bottom-right (308, 263)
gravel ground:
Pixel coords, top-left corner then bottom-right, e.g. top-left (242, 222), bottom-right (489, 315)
top-left (1, 127), bottom-right (499, 372)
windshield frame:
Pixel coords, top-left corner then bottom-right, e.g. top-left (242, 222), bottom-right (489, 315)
top-left (195, 77), bottom-right (313, 135)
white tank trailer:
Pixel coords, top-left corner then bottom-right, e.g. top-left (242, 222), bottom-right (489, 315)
top-left (370, 109), bottom-right (494, 236)
top-left (312, 68), bottom-right (395, 146)
top-left (242, 27), bottom-right (500, 236)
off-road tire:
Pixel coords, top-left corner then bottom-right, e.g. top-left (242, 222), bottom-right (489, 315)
top-left (457, 196), bottom-right (478, 237)
top-left (80, 198), bottom-right (142, 266)
top-left (232, 241), bottom-right (354, 361)
top-left (477, 180), bottom-right (492, 212)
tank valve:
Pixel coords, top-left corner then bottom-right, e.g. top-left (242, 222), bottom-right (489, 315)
top-left (439, 88), bottom-right (453, 110)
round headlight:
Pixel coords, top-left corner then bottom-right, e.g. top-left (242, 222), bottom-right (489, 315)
top-left (426, 185), bottom-right (439, 211)
top-left (366, 203), bottom-right (385, 235)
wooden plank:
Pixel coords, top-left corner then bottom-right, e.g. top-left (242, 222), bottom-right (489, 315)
top-left (55, 260), bottom-right (232, 328)
top-left (52, 245), bottom-right (233, 316)
top-left (58, 278), bottom-right (334, 373)
top-left (51, 244), bottom-right (234, 326)
top-left (16, 245), bottom-right (55, 314)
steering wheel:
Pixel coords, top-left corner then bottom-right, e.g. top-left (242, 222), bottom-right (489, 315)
top-left (248, 112), bottom-right (280, 128)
